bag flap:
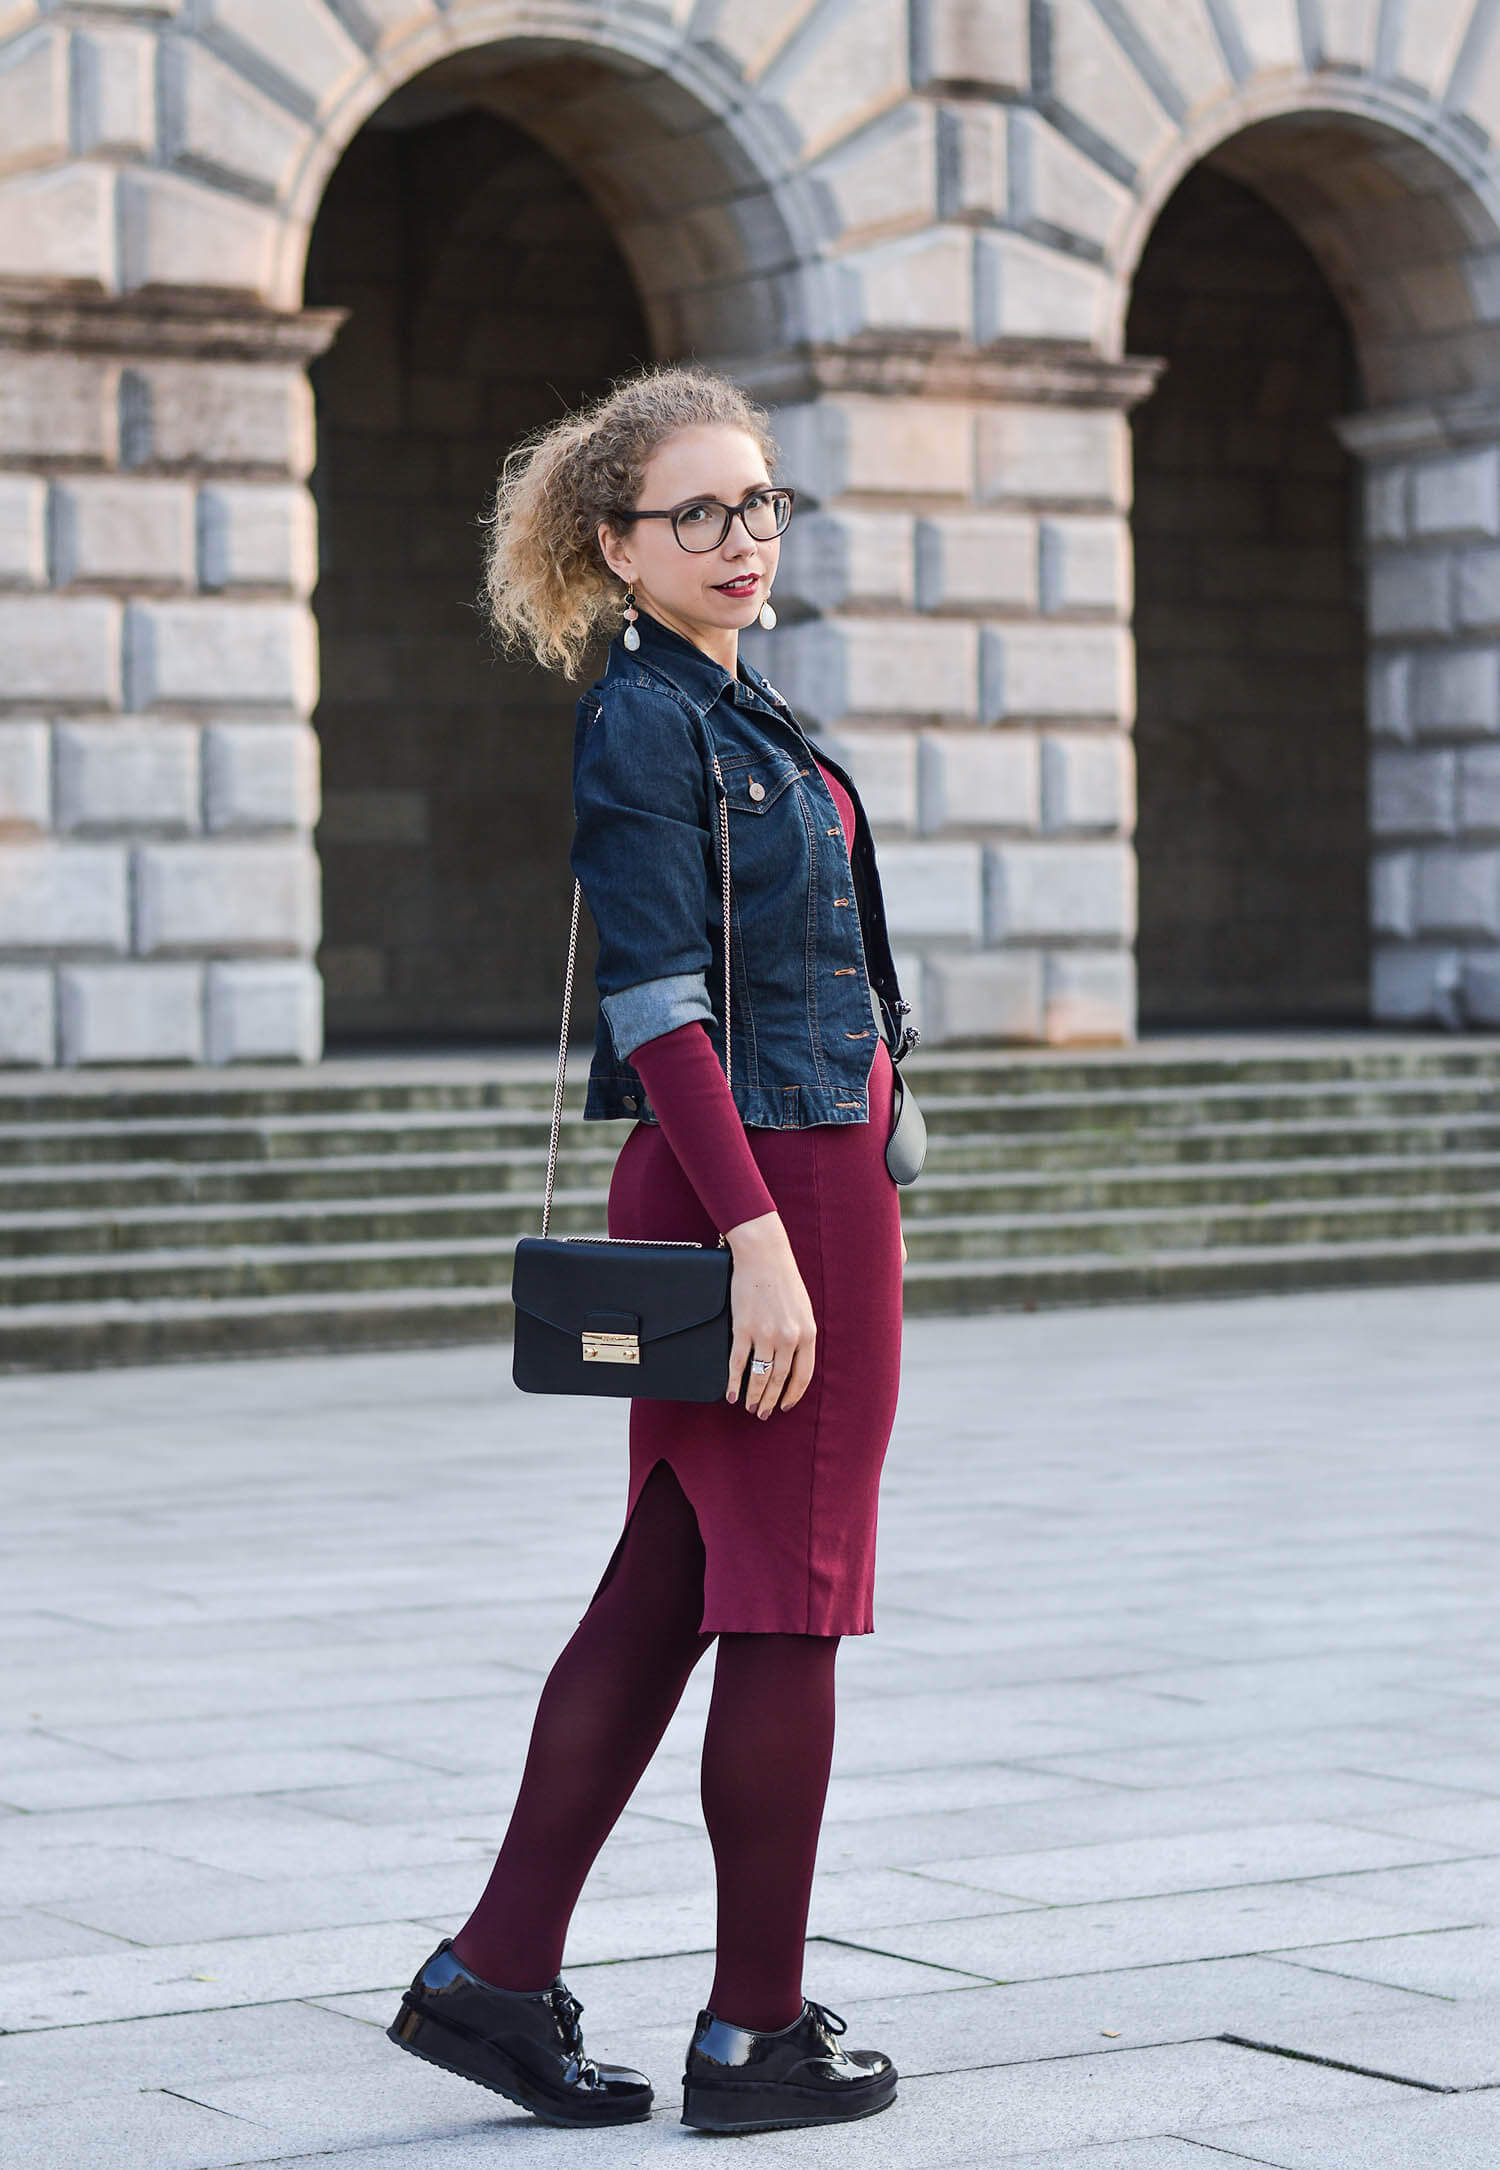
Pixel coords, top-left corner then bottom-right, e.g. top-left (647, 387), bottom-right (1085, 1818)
top-left (512, 1238), bottom-right (730, 1344)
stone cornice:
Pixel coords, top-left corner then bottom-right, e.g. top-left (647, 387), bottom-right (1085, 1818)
top-left (0, 288), bottom-right (346, 365)
top-left (1336, 395), bottom-right (1500, 459)
top-left (734, 340), bottom-right (1165, 411)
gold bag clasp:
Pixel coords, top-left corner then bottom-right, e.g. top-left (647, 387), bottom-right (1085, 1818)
top-left (582, 1330), bottom-right (639, 1365)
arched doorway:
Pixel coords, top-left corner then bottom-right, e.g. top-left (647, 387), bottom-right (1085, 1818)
top-left (305, 97), bottom-right (649, 1047)
top-left (1127, 163), bottom-right (1368, 1027)
top-left (1119, 106), bottom-right (1500, 1035)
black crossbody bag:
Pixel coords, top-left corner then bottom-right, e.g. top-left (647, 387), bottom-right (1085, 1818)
top-left (510, 747), bottom-right (924, 1401)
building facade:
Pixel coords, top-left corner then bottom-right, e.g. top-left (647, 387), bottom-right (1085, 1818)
top-left (2, 0), bottom-right (1499, 1064)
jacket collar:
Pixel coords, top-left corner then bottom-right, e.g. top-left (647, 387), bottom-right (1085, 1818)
top-left (606, 607), bottom-right (794, 729)
top-left (607, 607), bottom-right (732, 716)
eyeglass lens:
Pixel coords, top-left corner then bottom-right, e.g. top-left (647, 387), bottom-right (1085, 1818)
top-left (674, 491), bottom-right (793, 550)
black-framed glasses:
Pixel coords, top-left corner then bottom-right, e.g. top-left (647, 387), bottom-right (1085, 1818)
top-left (622, 486), bottom-right (796, 553)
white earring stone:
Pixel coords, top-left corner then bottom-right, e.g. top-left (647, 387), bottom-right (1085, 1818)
top-left (758, 599), bottom-right (777, 630)
top-left (623, 621), bottom-right (640, 651)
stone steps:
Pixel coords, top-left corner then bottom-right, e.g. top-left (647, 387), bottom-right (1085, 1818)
top-left (4, 1186), bottom-right (1499, 1307)
top-left (1, 1076), bottom-right (1498, 1168)
top-left (0, 1035), bottom-right (1497, 1369)
top-left (5, 1151), bottom-right (1500, 1259)
top-left (4, 1112), bottom-right (1500, 1209)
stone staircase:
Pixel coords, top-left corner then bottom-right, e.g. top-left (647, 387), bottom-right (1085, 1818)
top-left (1, 1033), bottom-right (1498, 1372)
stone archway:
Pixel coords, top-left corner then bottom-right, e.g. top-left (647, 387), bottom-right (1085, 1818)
top-left (1116, 100), bottom-right (1500, 1031)
top-left (1127, 163), bottom-right (1367, 1027)
top-left (296, 33), bottom-right (842, 1047)
top-left (304, 101), bottom-right (650, 1045)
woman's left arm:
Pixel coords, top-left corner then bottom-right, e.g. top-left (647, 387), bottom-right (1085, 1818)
top-left (571, 685), bottom-right (718, 1064)
top-left (628, 1020), bottom-right (776, 1239)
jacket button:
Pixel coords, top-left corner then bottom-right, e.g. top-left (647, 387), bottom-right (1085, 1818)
top-left (622, 1094), bottom-right (637, 1110)
top-left (748, 779), bottom-right (765, 801)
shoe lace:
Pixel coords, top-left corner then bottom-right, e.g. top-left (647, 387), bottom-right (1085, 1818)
top-left (806, 1999), bottom-right (848, 2038)
top-left (548, 1984), bottom-right (598, 2079)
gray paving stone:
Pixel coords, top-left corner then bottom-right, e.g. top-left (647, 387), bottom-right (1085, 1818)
top-left (1288, 1854), bottom-right (1500, 1922)
top-left (0, 1727), bottom-right (123, 1777)
top-left (849, 1879), bottom-right (1476, 1983)
top-left (0, 2090), bottom-right (256, 2170)
top-left (185, 2053), bottom-right (527, 2156)
top-left (903, 1820), bottom-right (1465, 1906)
top-left (809, 1867), bottom-right (1045, 1937)
top-left (19, 1701), bottom-right (516, 1766)
top-left (839, 1639), bottom-right (1181, 1695)
top-left (0, 1922), bottom-right (433, 2032)
top-left (43, 1858), bottom-right (492, 1947)
top-left (0, 1838), bottom-right (254, 1913)
top-left (3, 1285), bottom-right (1500, 2167)
top-left (1199, 2087), bottom-right (1500, 2169)
top-left (1014, 1730), bottom-right (1492, 1791)
top-left (10, 1660), bottom-right (527, 1731)
top-left (819, 1763), bottom-right (1103, 1820)
top-left (648, 2042), bottom-right (1399, 2164)
top-left (213, 2130), bottom-right (678, 2169)
top-left (1221, 1992), bottom-right (1500, 2090)
top-left (0, 1997), bottom-right (372, 2110)
top-left (1272, 1924), bottom-right (1500, 1999)
top-left (941, 2147), bottom-right (1281, 2170)
top-left (4, 1795), bottom-right (489, 1883)
top-left (811, 1773), bottom-right (1487, 1877)
top-left (1325, 1794), bottom-right (1500, 1849)
top-left (110, 2042), bottom-right (1408, 2168)
top-left (0, 1744), bottom-right (432, 1813)
top-left (812, 1956), bottom-right (1437, 2077)
top-left (0, 1910), bottom-right (129, 1960)
top-left (1362, 1754), bottom-right (1500, 1800)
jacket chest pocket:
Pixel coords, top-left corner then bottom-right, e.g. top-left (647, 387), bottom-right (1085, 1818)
top-left (721, 756), bottom-right (804, 817)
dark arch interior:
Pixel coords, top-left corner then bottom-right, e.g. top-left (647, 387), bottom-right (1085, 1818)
top-left (1127, 163), bottom-right (1370, 1029)
top-left (306, 106), bottom-right (649, 1046)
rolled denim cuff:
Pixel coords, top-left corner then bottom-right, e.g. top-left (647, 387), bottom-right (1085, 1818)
top-left (601, 971), bottom-right (715, 1064)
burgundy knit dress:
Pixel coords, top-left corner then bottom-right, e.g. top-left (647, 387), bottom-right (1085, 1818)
top-left (600, 761), bottom-right (903, 1638)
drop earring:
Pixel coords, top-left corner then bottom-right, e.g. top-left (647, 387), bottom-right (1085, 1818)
top-left (622, 587), bottom-right (640, 651)
top-left (758, 597), bottom-right (778, 630)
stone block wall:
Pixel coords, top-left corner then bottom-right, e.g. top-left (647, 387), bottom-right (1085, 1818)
top-left (1351, 420), bottom-right (1500, 1027)
top-left (4, 0), bottom-right (1500, 1057)
top-left (0, 335), bottom-right (325, 1065)
top-left (751, 373), bottom-right (1142, 1045)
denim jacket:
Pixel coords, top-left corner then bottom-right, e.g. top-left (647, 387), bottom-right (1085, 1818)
top-left (569, 608), bottom-right (917, 1129)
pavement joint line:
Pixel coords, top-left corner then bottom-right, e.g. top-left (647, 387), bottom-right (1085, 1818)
top-left (157, 2085), bottom-right (263, 2125)
top-left (1163, 2139), bottom-right (1302, 2165)
top-left (1216, 2032), bottom-right (1466, 2094)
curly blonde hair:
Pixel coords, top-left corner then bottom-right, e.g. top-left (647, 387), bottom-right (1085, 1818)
top-left (481, 363), bottom-right (779, 678)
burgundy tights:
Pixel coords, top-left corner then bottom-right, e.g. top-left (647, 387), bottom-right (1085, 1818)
top-left (451, 1460), bottom-right (839, 2033)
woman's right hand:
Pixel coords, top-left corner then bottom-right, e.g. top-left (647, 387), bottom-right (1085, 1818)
top-left (724, 1211), bottom-right (816, 1419)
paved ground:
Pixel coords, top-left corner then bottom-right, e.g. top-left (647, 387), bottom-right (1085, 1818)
top-left (3, 1282), bottom-right (1500, 2169)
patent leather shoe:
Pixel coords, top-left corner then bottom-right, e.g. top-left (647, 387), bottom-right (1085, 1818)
top-left (681, 1997), bottom-right (896, 2132)
top-left (387, 1939), bottom-right (652, 2127)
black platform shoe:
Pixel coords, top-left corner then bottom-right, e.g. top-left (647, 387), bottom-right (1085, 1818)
top-left (680, 1997), bottom-right (897, 2133)
top-left (387, 1939), bottom-right (652, 2128)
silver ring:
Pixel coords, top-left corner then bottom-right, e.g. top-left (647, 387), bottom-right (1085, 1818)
top-left (749, 1356), bottom-right (773, 1374)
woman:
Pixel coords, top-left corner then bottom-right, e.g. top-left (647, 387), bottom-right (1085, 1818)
top-left (387, 365), bottom-right (914, 2136)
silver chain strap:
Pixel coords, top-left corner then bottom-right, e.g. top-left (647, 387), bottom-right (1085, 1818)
top-left (541, 750), bottom-right (732, 1245)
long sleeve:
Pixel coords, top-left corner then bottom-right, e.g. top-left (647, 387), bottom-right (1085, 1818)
top-left (629, 1020), bottom-right (778, 1237)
